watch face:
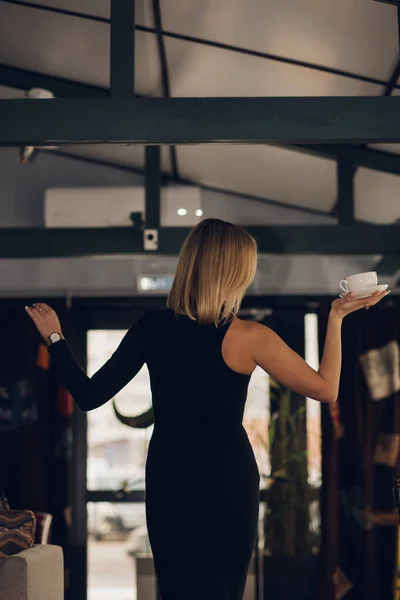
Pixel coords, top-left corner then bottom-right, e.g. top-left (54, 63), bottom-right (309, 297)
top-left (50, 333), bottom-right (60, 342)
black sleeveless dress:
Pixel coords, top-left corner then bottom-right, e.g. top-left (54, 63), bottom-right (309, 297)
top-left (48, 308), bottom-right (260, 600)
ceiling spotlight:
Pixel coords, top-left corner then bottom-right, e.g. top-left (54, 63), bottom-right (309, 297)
top-left (177, 208), bottom-right (187, 216)
top-left (195, 209), bottom-right (203, 217)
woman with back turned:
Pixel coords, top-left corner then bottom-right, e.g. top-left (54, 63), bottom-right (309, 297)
top-left (25, 218), bottom-right (388, 599)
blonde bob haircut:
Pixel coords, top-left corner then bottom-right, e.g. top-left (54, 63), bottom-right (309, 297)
top-left (167, 218), bottom-right (258, 327)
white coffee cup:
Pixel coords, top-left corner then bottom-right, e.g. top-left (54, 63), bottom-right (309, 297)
top-left (339, 271), bottom-right (378, 294)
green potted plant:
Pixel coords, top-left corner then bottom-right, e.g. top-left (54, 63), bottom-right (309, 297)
top-left (262, 377), bottom-right (321, 600)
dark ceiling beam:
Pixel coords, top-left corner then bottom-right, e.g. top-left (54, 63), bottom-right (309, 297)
top-left (110, 0), bottom-right (135, 99)
top-left (375, 255), bottom-right (400, 276)
top-left (3, 66), bottom-right (400, 174)
top-left (0, 224), bottom-right (398, 258)
top-left (145, 146), bottom-right (161, 230)
top-left (4, 69), bottom-right (396, 174)
top-left (287, 143), bottom-right (400, 175)
top-left (0, 64), bottom-right (108, 97)
top-left (151, 0), bottom-right (179, 180)
top-left (0, 0), bottom-right (110, 22)
top-left (1, 0), bottom-right (398, 91)
top-left (383, 59), bottom-right (400, 96)
top-left (375, 219), bottom-right (400, 275)
top-left (3, 65), bottom-right (400, 176)
top-left (328, 57), bottom-right (400, 216)
top-left (337, 160), bottom-right (355, 224)
top-left (329, 36), bottom-right (400, 215)
top-left (3, 97), bottom-right (400, 145)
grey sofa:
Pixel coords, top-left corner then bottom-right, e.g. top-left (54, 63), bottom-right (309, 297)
top-left (0, 544), bottom-right (63, 600)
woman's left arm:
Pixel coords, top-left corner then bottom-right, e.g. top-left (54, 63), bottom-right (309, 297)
top-left (26, 303), bottom-right (150, 411)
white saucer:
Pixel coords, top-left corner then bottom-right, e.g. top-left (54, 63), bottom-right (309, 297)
top-left (339, 284), bottom-right (388, 299)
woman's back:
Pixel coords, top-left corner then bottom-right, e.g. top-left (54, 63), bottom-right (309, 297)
top-left (145, 309), bottom-right (252, 428)
top-left (140, 309), bottom-right (260, 600)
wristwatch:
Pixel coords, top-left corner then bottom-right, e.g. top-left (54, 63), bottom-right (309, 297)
top-left (47, 332), bottom-right (62, 346)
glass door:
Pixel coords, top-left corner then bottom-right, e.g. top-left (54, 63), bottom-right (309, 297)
top-left (86, 328), bottom-right (153, 600)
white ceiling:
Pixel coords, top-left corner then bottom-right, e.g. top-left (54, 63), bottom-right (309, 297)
top-left (59, 144), bottom-right (172, 173)
top-left (0, 0), bottom-right (400, 225)
top-left (22, 0), bottom-right (149, 24)
top-left (355, 168), bottom-right (400, 224)
top-left (176, 145), bottom-right (336, 212)
top-left (0, 1), bottom-right (160, 93)
top-left (165, 36), bottom-right (383, 98)
top-left (161, 0), bottom-right (398, 82)
top-left (20, 0), bottom-right (399, 83)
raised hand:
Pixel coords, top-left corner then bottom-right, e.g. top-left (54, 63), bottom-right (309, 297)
top-left (330, 289), bottom-right (390, 319)
top-left (25, 302), bottom-right (63, 343)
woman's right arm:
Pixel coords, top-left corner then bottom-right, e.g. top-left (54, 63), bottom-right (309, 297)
top-left (250, 289), bottom-right (388, 404)
top-left (251, 313), bottom-right (341, 403)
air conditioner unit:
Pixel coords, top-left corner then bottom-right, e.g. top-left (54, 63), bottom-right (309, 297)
top-left (44, 186), bottom-right (203, 228)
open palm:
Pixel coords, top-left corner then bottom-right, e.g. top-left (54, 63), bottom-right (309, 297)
top-left (331, 289), bottom-right (389, 319)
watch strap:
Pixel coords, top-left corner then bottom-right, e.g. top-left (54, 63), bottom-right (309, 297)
top-left (47, 332), bottom-right (61, 346)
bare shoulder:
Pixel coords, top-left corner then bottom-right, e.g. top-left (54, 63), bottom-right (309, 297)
top-left (228, 318), bottom-right (276, 356)
top-left (230, 316), bottom-right (257, 335)
top-left (232, 318), bottom-right (273, 341)
top-left (223, 317), bottom-right (260, 374)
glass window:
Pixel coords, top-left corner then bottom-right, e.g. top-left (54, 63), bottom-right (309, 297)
top-left (87, 329), bottom-right (154, 600)
top-left (243, 366), bottom-right (270, 488)
top-left (304, 313), bottom-right (321, 488)
top-left (87, 330), bottom-right (153, 492)
top-left (305, 313), bottom-right (322, 552)
top-left (87, 501), bottom-right (149, 600)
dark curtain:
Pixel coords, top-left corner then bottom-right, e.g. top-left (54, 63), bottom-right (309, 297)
top-left (0, 302), bottom-right (74, 589)
top-left (318, 304), bottom-right (400, 600)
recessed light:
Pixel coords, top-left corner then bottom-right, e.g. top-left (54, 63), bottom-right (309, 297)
top-left (195, 209), bottom-right (203, 217)
top-left (177, 208), bottom-right (187, 216)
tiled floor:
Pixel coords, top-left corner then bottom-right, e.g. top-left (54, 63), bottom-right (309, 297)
top-left (88, 588), bottom-right (135, 600)
top-left (88, 539), bottom-right (137, 600)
